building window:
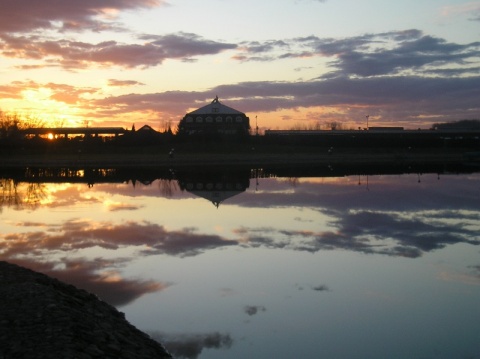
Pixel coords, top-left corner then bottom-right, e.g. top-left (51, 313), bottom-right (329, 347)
top-left (236, 116), bottom-right (243, 122)
top-left (212, 107), bottom-right (219, 113)
top-left (196, 116), bottom-right (203, 123)
top-left (226, 116), bottom-right (233, 123)
top-left (186, 116), bottom-right (193, 123)
top-left (216, 116), bottom-right (223, 123)
top-left (206, 117), bottom-right (213, 123)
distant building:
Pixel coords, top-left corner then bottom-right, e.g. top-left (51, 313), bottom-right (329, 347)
top-left (178, 96), bottom-right (250, 136)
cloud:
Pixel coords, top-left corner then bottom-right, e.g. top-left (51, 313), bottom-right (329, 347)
top-left (437, 263), bottom-right (480, 286)
top-left (4, 23), bottom-right (478, 78)
top-left (326, 35), bottom-right (480, 77)
top-left (105, 201), bottom-right (143, 211)
top-left (467, 265), bottom-right (480, 283)
top-left (0, 3), bottom-right (235, 70)
top-left (240, 207), bottom-right (480, 258)
top-left (237, 30), bottom-right (480, 78)
top-left (2, 172), bottom-right (479, 271)
top-left (2, 24), bottom-right (480, 127)
top-left (440, 3), bottom-right (480, 22)
top-left (148, 332), bottom-right (233, 359)
top-left (47, 83), bottom-right (99, 104)
top-left (244, 305), bottom-right (267, 316)
top-left (141, 32), bottom-right (237, 59)
top-left (4, 257), bottom-right (169, 307)
top-left (0, 0), bottom-right (166, 33)
top-left (0, 219), bottom-right (237, 259)
top-left (0, 80), bottom-right (99, 104)
top-left (0, 32), bottom-right (236, 69)
top-left (333, 211), bottom-right (479, 252)
top-left (107, 79), bottom-right (145, 87)
top-left (87, 74), bottom-right (480, 124)
top-left (0, 217), bottom-right (237, 306)
top-left (312, 284), bottom-right (330, 292)
top-left (212, 75), bottom-right (480, 124)
top-left (237, 40), bottom-right (289, 55)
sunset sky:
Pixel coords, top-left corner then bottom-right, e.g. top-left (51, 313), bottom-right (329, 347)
top-left (1, 0), bottom-right (479, 131)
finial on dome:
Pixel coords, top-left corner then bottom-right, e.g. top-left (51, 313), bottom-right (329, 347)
top-left (212, 95), bottom-right (219, 104)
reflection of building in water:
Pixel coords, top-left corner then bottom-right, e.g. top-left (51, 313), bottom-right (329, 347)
top-left (3, 167), bottom-right (176, 187)
top-left (176, 169), bottom-right (250, 207)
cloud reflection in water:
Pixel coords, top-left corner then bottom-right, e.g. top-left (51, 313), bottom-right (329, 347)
top-left (1, 169), bottom-right (480, 358)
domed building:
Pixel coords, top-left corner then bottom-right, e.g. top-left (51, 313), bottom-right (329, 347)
top-left (178, 96), bottom-right (250, 136)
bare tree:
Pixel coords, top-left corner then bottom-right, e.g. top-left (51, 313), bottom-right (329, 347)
top-left (0, 111), bottom-right (45, 138)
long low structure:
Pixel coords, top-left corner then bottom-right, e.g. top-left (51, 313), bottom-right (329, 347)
top-left (19, 127), bottom-right (127, 138)
top-left (264, 128), bottom-right (480, 136)
top-left (264, 128), bottom-right (480, 148)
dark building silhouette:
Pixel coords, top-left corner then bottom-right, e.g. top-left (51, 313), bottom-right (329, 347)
top-left (178, 96), bottom-right (250, 136)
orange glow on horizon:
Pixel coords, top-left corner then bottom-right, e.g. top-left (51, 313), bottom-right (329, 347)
top-left (2, 96), bottom-right (432, 132)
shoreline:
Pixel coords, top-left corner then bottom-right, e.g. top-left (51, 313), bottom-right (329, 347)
top-left (0, 149), bottom-right (472, 169)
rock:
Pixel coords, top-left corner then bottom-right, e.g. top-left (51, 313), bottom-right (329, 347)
top-left (0, 261), bottom-right (172, 358)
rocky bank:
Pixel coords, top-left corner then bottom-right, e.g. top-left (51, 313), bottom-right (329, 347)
top-left (0, 261), bottom-right (172, 358)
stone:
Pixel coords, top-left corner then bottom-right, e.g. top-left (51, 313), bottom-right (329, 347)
top-left (0, 261), bottom-right (171, 358)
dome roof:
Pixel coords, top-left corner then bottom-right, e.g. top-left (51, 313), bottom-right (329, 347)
top-left (187, 96), bottom-right (245, 116)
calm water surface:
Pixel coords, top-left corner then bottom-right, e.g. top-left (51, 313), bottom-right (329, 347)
top-left (1, 166), bottom-right (480, 358)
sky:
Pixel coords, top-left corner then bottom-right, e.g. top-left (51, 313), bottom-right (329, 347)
top-left (0, 0), bottom-right (479, 131)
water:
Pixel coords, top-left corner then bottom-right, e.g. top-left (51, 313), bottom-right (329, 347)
top-left (1, 165), bottom-right (480, 358)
